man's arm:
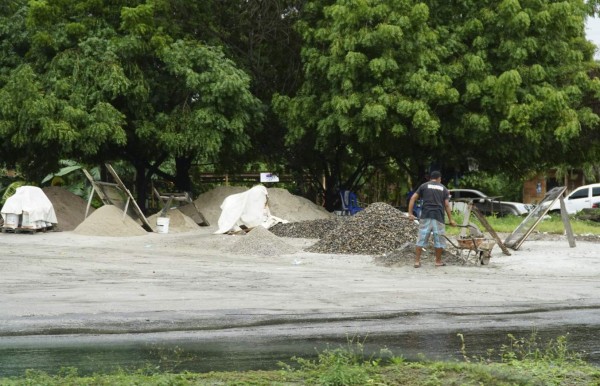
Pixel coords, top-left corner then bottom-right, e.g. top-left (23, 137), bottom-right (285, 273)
top-left (444, 199), bottom-right (457, 226)
top-left (408, 192), bottom-right (419, 220)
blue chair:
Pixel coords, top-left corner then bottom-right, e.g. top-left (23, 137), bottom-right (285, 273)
top-left (339, 190), bottom-right (364, 215)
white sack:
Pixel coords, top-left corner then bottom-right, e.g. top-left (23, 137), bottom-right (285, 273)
top-left (1, 186), bottom-right (58, 224)
top-left (214, 185), bottom-right (287, 234)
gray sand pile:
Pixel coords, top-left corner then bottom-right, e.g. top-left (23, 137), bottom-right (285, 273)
top-left (267, 188), bottom-right (333, 222)
top-left (146, 208), bottom-right (200, 233)
top-left (194, 185), bottom-right (333, 225)
top-left (73, 205), bottom-right (148, 237)
top-left (42, 186), bottom-right (95, 231)
top-left (194, 186), bottom-right (247, 225)
top-left (307, 202), bottom-right (419, 255)
top-left (226, 225), bottom-right (298, 256)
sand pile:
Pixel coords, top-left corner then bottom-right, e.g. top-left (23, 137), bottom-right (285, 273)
top-left (194, 186), bottom-right (247, 226)
top-left (146, 208), bottom-right (200, 233)
top-left (194, 185), bottom-right (333, 225)
top-left (73, 205), bottom-right (148, 237)
top-left (267, 188), bottom-right (332, 222)
top-left (42, 186), bottom-right (95, 231)
top-left (225, 225), bottom-right (298, 256)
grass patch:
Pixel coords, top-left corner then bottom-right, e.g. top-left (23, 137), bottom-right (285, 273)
top-left (2, 333), bottom-right (599, 385)
top-left (447, 211), bottom-right (600, 235)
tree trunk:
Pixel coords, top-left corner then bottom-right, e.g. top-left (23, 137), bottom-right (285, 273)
top-left (133, 161), bottom-right (148, 214)
top-left (323, 173), bottom-right (338, 212)
top-left (174, 156), bottom-right (193, 193)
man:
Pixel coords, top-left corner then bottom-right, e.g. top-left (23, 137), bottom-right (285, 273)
top-left (408, 171), bottom-right (457, 268)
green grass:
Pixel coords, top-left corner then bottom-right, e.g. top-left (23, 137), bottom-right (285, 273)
top-left (1, 333), bottom-right (599, 385)
top-left (447, 210), bottom-right (600, 236)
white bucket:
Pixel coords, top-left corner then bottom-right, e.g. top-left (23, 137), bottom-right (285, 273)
top-left (21, 212), bottom-right (39, 229)
top-left (4, 213), bottom-right (20, 228)
top-left (156, 217), bottom-right (170, 234)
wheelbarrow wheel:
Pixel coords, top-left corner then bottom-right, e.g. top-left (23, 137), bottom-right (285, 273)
top-left (479, 253), bottom-right (491, 265)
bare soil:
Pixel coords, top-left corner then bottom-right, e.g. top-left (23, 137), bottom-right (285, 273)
top-left (0, 225), bottom-right (598, 337)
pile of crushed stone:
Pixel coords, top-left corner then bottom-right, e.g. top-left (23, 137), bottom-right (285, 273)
top-left (73, 205), bottom-right (147, 237)
top-left (146, 208), bottom-right (200, 233)
top-left (269, 218), bottom-right (344, 239)
top-left (306, 202), bottom-right (419, 255)
top-left (373, 243), bottom-right (472, 267)
top-left (42, 186), bottom-right (94, 231)
top-left (225, 225), bottom-right (298, 256)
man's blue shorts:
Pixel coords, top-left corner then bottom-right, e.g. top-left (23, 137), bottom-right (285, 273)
top-left (416, 218), bottom-right (446, 249)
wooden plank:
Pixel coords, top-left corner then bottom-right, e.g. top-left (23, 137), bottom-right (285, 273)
top-left (471, 207), bottom-right (512, 256)
top-left (105, 163), bottom-right (153, 232)
top-left (82, 169), bottom-right (112, 206)
top-left (459, 203), bottom-right (473, 238)
top-left (504, 186), bottom-right (566, 249)
top-left (153, 188), bottom-right (210, 226)
top-left (559, 197), bottom-right (576, 248)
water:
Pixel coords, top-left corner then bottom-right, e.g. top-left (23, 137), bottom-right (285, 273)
top-left (0, 326), bottom-right (598, 377)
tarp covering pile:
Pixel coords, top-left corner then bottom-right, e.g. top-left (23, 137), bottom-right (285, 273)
top-left (214, 185), bottom-right (288, 234)
top-left (1, 186), bottom-right (58, 224)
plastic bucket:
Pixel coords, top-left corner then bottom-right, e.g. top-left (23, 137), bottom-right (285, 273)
top-left (156, 217), bottom-right (170, 234)
top-left (4, 213), bottom-right (20, 229)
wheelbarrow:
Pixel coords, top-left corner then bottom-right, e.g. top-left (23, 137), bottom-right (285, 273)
top-left (444, 235), bottom-right (496, 265)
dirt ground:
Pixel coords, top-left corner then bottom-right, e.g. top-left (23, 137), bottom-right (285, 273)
top-left (0, 225), bottom-right (599, 339)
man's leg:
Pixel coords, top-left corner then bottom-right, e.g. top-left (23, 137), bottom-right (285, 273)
top-left (434, 248), bottom-right (444, 265)
top-left (415, 246), bottom-right (422, 267)
top-left (415, 219), bottom-right (431, 267)
top-left (432, 220), bottom-right (446, 266)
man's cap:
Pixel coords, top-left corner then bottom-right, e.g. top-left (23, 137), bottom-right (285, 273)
top-left (430, 171), bottom-right (441, 179)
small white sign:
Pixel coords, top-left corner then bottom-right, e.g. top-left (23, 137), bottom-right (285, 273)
top-left (260, 173), bottom-right (279, 183)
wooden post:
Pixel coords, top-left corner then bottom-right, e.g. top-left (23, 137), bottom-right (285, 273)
top-left (559, 197), bottom-right (576, 248)
top-left (471, 207), bottom-right (512, 256)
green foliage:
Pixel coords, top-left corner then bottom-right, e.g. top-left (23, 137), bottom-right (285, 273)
top-left (0, 0), bottom-right (266, 196)
top-left (286, 337), bottom-right (387, 385)
top-left (1, 180), bottom-right (27, 205)
top-left (475, 211), bottom-right (600, 234)
top-left (449, 171), bottom-right (524, 201)
top-left (3, 333), bottom-right (599, 385)
top-left (41, 160), bottom-right (100, 200)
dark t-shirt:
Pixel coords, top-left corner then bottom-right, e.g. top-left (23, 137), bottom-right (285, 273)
top-left (415, 181), bottom-right (450, 222)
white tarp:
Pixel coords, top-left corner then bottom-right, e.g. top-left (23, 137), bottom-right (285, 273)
top-left (214, 185), bottom-right (287, 234)
top-left (1, 186), bottom-right (58, 224)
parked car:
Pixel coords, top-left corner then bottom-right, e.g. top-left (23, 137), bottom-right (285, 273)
top-left (547, 183), bottom-right (600, 214)
top-left (449, 189), bottom-right (534, 216)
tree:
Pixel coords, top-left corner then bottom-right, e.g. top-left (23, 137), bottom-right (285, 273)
top-left (274, 0), bottom-right (459, 209)
top-left (426, 0), bottom-right (600, 177)
top-left (0, 0), bottom-right (129, 181)
top-left (0, 0), bottom-right (263, 209)
top-left (274, 0), bottom-right (600, 210)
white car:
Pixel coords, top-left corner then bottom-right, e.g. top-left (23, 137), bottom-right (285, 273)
top-left (449, 189), bottom-right (533, 216)
top-left (548, 183), bottom-right (600, 214)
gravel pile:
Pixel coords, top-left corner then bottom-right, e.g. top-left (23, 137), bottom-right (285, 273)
top-left (373, 243), bottom-right (472, 267)
top-left (269, 218), bottom-right (345, 239)
top-left (226, 225), bottom-right (298, 256)
top-left (306, 202), bottom-right (419, 255)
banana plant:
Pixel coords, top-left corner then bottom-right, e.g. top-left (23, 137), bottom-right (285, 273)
top-left (1, 180), bottom-right (28, 206)
top-left (42, 160), bottom-right (101, 198)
